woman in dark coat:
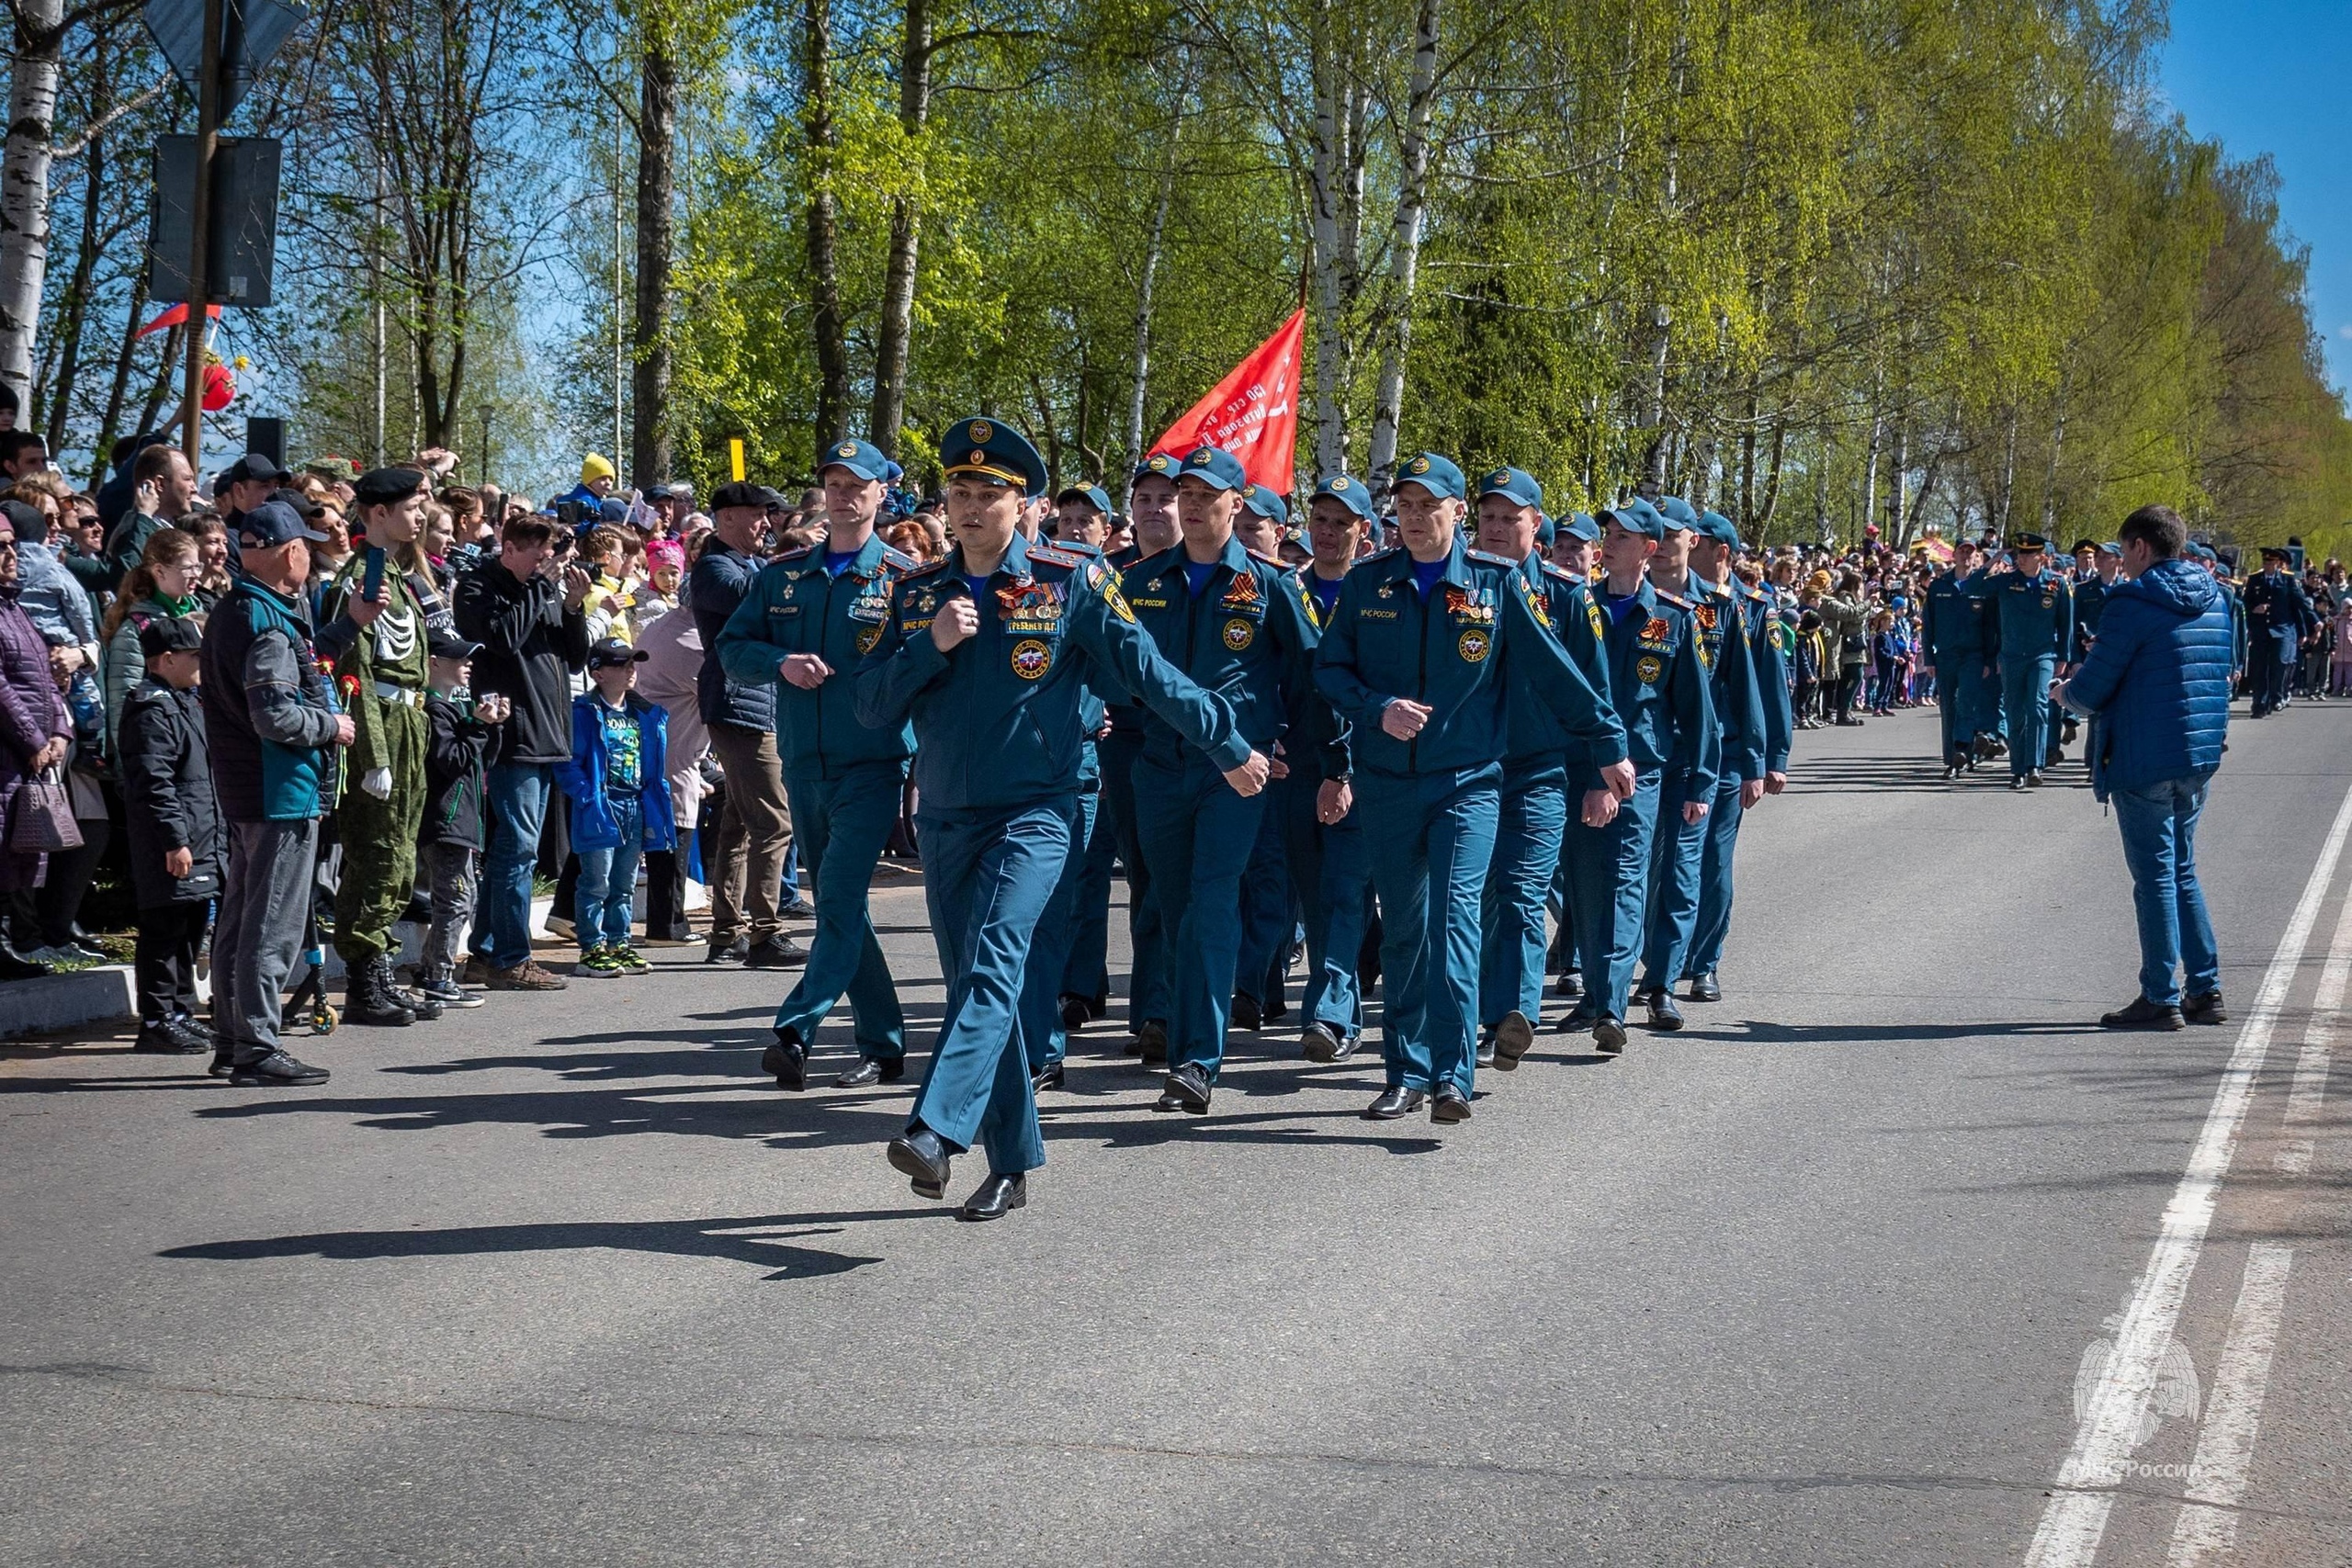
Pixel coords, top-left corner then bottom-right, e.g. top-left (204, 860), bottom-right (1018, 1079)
top-left (0, 512), bottom-right (73, 978)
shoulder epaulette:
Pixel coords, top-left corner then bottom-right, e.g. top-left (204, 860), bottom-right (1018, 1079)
top-left (1026, 543), bottom-right (1087, 569)
top-left (1464, 548), bottom-right (1518, 568)
top-left (1359, 546), bottom-right (1401, 566)
top-left (1654, 589), bottom-right (1695, 611)
top-left (1539, 560), bottom-right (1577, 583)
top-left (877, 545), bottom-right (921, 571)
top-left (1246, 547), bottom-right (1285, 569)
top-left (771, 544), bottom-right (815, 565)
top-left (899, 557), bottom-right (949, 581)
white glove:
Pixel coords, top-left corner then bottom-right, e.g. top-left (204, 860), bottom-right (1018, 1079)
top-left (361, 766), bottom-right (392, 800)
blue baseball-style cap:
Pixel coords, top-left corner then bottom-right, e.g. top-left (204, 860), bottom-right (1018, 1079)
top-left (1600, 497), bottom-right (1666, 539)
top-left (1056, 484), bottom-right (1113, 517)
top-left (1132, 451), bottom-right (1181, 486)
top-left (1656, 496), bottom-right (1700, 533)
top-left (1242, 484), bottom-right (1289, 525)
top-left (1312, 473), bottom-right (1374, 521)
top-left (820, 437), bottom-right (899, 484)
top-left (1478, 466), bottom-right (1543, 509)
top-left (1394, 452), bottom-right (1465, 501)
top-left (942, 416), bottom-right (1048, 498)
top-left (238, 499), bottom-right (328, 549)
top-left (1536, 513), bottom-right (1556, 548)
top-left (1697, 509), bottom-right (1745, 550)
top-left (2097, 540), bottom-right (2123, 558)
top-left (1175, 445), bottom-right (1248, 493)
top-left (1561, 512), bottom-right (1601, 545)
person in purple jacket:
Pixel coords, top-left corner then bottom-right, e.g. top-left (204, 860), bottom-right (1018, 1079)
top-left (2055, 504), bottom-right (2233, 1031)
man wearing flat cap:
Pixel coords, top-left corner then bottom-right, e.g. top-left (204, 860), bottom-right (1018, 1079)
top-left (316, 466), bottom-right (445, 1026)
top-left (1989, 531), bottom-right (2074, 789)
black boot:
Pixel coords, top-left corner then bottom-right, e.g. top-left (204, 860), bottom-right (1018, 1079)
top-left (386, 959), bottom-right (443, 1021)
top-left (344, 957), bottom-right (414, 1027)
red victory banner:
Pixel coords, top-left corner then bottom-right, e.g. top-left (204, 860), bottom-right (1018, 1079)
top-left (1149, 309), bottom-right (1303, 494)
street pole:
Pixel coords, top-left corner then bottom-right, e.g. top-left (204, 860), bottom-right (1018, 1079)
top-left (479, 405), bottom-right (492, 488)
top-left (180, 0), bottom-right (223, 466)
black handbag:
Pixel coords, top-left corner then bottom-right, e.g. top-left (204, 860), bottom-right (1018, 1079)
top-left (8, 765), bottom-right (84, 854)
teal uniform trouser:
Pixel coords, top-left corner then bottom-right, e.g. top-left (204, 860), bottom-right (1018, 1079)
top-left (1681, 772), bottom-right (1747, 981)
top-left (773, 760), bottom-right (909, 1061)
top-left (1021, 788), bottom-right (1097, 1073)
top-left (907, 800), bottom-right (1071, 1176)
top-left (1973, 663), bottom-right (2007, 741)
top-left (1060, 772), bottom-right (1115, 1005)
top-left (1478, 763), bottom-right (1568, 1028)
top-left (1358, 766), bottom-right (1500, 1098)
top-left (1933, 648), bottom-right (1979, 761)
top-left (1134, 750), bottom-right (1267, 1081)
top-left (1096, 728), bottom-right (1168, 1030)
top-left (2001, 655), bottom-right (2055, 779)
top-left (1279, 771), bottom-right (1370, 1039)
top-left (1237, 788), bottom-right (1295, 1006)
top-left (1637, 768), bottom-right (1712, 995)
top-left (1565, 771), bottom-right (1663, 1018)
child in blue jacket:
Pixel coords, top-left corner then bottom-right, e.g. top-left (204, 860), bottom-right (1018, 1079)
top-left (555, 637), bottom-right (676, 976)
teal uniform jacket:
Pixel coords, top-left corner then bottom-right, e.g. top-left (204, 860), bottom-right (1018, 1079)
top-left (1283, 565), bottom-right (1355, 780)
top-left (715, 531), bottom-right (922, 779)
top-left (1311, 536), bottom-right (1626, 781)
top-left (1504, 552), bottom-right (1611, 779)
top-left (1990, 567), bottom-right (2074, 663)
top-left (1735, 580), bottom-right (1794, 774)
top-left (1923, 568), bottom-right (1989, 661)
top-left (1122, 535), bottom-right (1337, 773)
top-left (1589, 578), bottom-right (1718, 796)
top-left (2072, 573), bottom-right (2114, 663)
top-left (854, 530), bottom-right (1248, 812)
top-left (1688, 575), bottom-right (1768, 783)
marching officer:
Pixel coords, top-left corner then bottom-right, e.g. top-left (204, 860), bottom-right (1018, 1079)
top-left (1545, 512), bottom-right (1602, 1003)
top-left (1121, 447), bottom-right (1326, 1117)
top-left (856, 418), bottom-right (1266, 1220)
top-left (317, 467), bottom-right (445, 1028)
top-left (1923, 536), bottom-right (1990, 776)
top-left (1291, 474), bottom-right (1375, 1063)
top-left (1471, 468), bottom-right (1609, 1070)
top-left (1559, 499), bottom-right (1715, 1054)
top-left (1677, 510), bottom-right (1792, 1004)
top-left (2243, 544), bottom-right (2314, 717)
top-left (2065, 540), bottom-right (2122, 747)
top-left (1234, 483), bottom-right (1303, 1029)
top-left (1989, 531), bottom-right (2073, 789)
top-left (1636, 498), bottom-right (1763, 1032)
top-left (717, 437), bottom-right (922, 1091)
top-left (1314, 453), bottom-right (1630, 1122)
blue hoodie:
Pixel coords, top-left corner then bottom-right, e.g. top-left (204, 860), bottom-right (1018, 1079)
top-left (2059, 558), bottom-right (2231, 800)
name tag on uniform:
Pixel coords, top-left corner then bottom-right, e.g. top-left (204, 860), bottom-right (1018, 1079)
top-left (848, 594), bottom-right (891, 624)
top-left (766, 604), bottom-right (800, 616)
top-left (1360, 608), bottom-right (1399, 620)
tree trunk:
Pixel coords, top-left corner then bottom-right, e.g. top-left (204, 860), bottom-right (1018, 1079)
top-left (803, 0), bottom-right (848, 446)
top-left (0, 0), bottom-right (65, 407)
top-left (135, 321), bottom-right (182, 435)
top-left (2042, 373), bottom-right (2067, 534)
top-left (41, 67), bottom-right (103, 455)
top-left (1121, 49), bottom-right (1191, 502)
top-left (868, 0), bottom-right (931, 457)
top-left (1755, 419), bottom-right (1786, 542)
top-left (1364, 0), bottom-right (1440, 499)
top-left (631, 31), bottom-right (677, 483)
top-left (1306, 2), bottom-right (1357, 478)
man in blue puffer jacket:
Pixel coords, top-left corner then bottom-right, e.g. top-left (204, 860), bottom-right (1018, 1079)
top-left (2055, 504), bottom-right (2232, 1032)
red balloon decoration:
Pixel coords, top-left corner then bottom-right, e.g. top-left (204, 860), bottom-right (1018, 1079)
top-left (201, 362), bottom-right (236, 412)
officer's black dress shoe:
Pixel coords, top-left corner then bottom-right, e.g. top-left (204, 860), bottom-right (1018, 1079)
top-left (1686, 973), bottom-right (1722, 1003)
top-left (2027, 769), bottom-right (2046, 787)
top-left (1031, 1060), bottom-right (1065, 1094)
top-left (1059, 994), bottom-right (1091, 1032)
top-left (1230, 992), bottom-right (1262, 1031)
top-left (1555, 970), bottom-right (1584, 1000)
top-left (1430, 1087), bottom-right (1473, 1124)
top-left (1301, 1021), bottom-right (1341, 1062)
top-left (1492, 1010), bottom-right (1536, 1071)
top-left (2010, 776), bottom-right (2028, 792)
top-left (888, 1127), bottom-right (953, 1200)
top-left (1363, 1087), bottom-right (1427, 1121)
top-left (2183, 990), bottom-right (2228, 1026)
top-left (763, 1028), bottom-right (808, 1090)
top-left (1155, 1062), bottom-right (1212, 1114)
top-left (2099, 996), bottom-right (2185, 1032)
top-left (1136, 1020), bottom-right (1169, 1066)
top-left (1592, 1015), bottom-right (1628, 1055)
top-left (230, 1049), bottom-right (330, 1086)
top-left (1263, 996), bottom-right (1288, 1025)
top-left (1644, 989), bottom-right (1685, 1032)
top-left (835, 1057), bottom-right (902, 1088)
top-left (1475, 1031), bottom-right (1498, 1067)
top-left (956, 1171), bottom-right (1026, 1221)
top-left (746, 933), bottom-right (809, 968)
top-left (706, 935), bottom-right (749, 964)
top-left (1561, 998), bottom-right (1600, 1034)
top-left (1942, 764), bottom-right (1960, 781)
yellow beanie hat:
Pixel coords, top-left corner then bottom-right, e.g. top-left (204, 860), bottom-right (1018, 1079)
top-left (582, 453), bottom-right (616, 485)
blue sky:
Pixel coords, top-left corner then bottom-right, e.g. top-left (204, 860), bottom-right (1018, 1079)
top-left (2158, 0), bottom-right (2352, 398)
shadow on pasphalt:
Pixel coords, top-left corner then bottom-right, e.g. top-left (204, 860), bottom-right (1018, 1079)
top-left (156, 1209), bottom-right (935, 1280)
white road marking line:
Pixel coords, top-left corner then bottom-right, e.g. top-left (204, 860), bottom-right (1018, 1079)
top-left (2022, 780), bottom-right (2352, 1568)
top-left (2165, 1244), bottom-right (2296, 1566)
top-left (2282, 888), bottom-right (2348, 1128)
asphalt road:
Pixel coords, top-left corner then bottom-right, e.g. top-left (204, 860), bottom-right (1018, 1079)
top-left (5, 700), bottom-right (2349, 1567)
